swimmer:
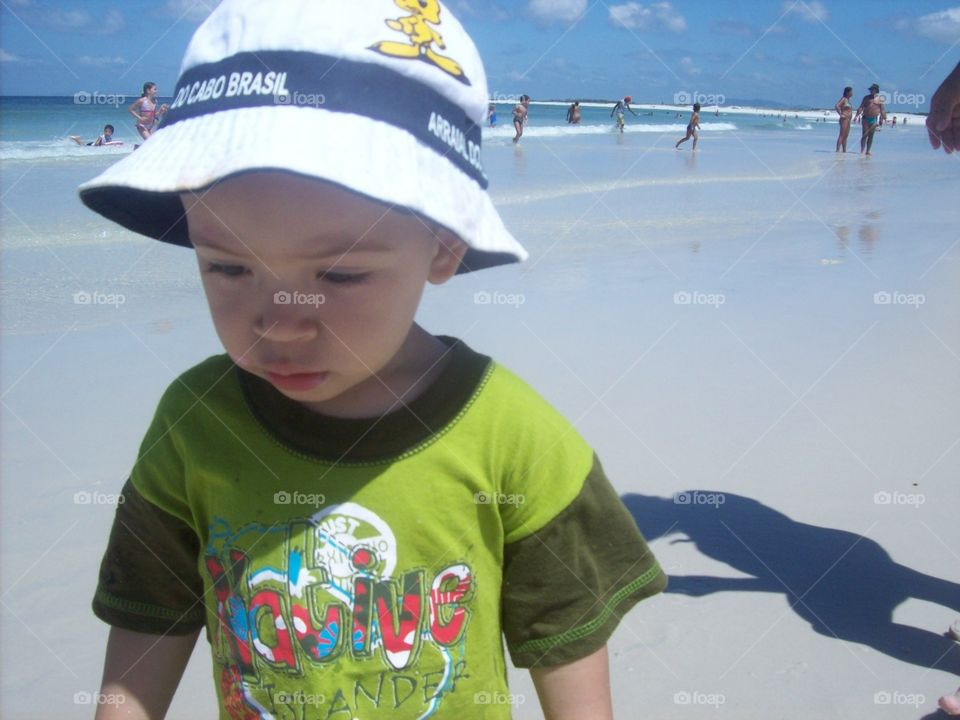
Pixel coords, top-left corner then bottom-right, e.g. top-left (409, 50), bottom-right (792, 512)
top-left (70, 124), bottom-right (117, 147)
top-left (854, 83), bottom-right (886, 155)
top-left (128, 82), bottom-right (169, 140)
top-left (675, 102), bottom-right (700, 150)
top-left (512, 94), bottom-right (530, 143)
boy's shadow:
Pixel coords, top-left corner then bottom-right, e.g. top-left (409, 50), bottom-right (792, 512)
top-left (622, 492), bottom-right (960, 675)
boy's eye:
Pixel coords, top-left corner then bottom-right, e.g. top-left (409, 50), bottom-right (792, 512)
top-left (206, 262), bottom-right (248, 277)
top-left (319, 271), bottom-right (369, 285)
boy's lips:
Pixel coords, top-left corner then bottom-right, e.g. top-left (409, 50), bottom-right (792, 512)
top-left (262, 365), bottom-right (329, 392)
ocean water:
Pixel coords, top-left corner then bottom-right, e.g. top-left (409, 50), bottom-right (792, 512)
top-left (0, 95), bottom-right (938, 338)
top-left (1, 95), bottom-right (924, 162)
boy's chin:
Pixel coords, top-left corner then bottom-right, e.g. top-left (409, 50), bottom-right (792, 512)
top-left (267, 374), bottom-right (386, 418)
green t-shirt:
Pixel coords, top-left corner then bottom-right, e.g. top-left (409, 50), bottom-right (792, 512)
top-left (93, 337), bottom-right (666, 719)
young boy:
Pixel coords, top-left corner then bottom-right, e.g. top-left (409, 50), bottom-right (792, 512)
top-left (79, 2), bottom-right (666, 719)
top-left (70, 123), bottom-right (117, 147)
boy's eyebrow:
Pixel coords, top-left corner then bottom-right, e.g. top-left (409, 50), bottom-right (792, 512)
top-left (191, 235), bottom-right (394, 258)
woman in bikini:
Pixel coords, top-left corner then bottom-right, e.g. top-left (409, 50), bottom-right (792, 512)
top-left (835, 86), bottom-right (853, 152)
top-left (128, 82), bottom-right (169, 140)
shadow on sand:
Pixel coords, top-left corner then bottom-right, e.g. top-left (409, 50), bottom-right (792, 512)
top-left (622, 491), bottom-right (960, 677)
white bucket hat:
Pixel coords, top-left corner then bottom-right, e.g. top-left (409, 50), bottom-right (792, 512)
top-left (78, 0), bottom-right (526, 274)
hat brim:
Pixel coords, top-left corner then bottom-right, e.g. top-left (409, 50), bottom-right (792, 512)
top-left (78, 106), bottom-right (527, 274)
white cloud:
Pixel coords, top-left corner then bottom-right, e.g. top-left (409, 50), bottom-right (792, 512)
top-left (0, 48), bottom-right (41, 64)
top-left (609, 2), bottom-right (687, 33)
top-left (679, 56), bottom-right (701, 76)
top-left (447, 1), bottom-right (477, 16)
top-left (712, 20), bottom-right (754, 38)
top-left (897, 7), bottom-right (960, 44)
top-left (527, 0), bottom-right (587, 25)
top-left (45, 9), bottom-right (92, 30)
top-left (163, 0), bottom-right (217, 23)
top-left (76, 55), bottom-right (129, 67)
top-left (782, 0), bottom-right (829, 23)
top-left (37, 7), bottom-right (123, 34)
top-left (450, 1), bottom-right (510, 22)
top-left (102, 8), bottom-right (124, 34)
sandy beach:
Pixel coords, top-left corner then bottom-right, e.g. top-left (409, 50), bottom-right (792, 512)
top-left (2, 114), bottom-right (958, 718)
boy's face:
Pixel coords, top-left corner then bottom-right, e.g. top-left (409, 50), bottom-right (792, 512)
top-left (182, 173), bottom-right (466, 417)
top-left (104, 128), bottom-right (112, 137)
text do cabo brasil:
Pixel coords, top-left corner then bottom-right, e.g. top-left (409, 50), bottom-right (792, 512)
top-left (170, 71), bottom-right (291, 110)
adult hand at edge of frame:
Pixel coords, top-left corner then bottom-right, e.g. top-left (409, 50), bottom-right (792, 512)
top-left (927, 62), bottom-right (960, 153)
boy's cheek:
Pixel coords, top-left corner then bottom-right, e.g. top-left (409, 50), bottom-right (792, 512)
top-left (199, 276), bottom-right (242, 310)
top-left (198, 286), bottom-right (250, 339)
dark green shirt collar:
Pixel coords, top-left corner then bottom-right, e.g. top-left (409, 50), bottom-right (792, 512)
top-left (237, 336), bottom-right (491, 463)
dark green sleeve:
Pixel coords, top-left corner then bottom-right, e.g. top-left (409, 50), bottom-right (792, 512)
top-left (92, 479), bottom-right (207, 635)
top-left (501, 455), bottom-right (667, 668)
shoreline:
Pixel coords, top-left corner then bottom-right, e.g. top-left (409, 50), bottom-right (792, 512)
top-left (505, 99), bottom-right (928, 120)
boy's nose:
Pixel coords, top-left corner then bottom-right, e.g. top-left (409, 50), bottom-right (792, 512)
top-left (254, 304), bottom-right (318, 343)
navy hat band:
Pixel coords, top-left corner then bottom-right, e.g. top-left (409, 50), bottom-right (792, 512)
top-left (164, 50), bottom-right (487, 188)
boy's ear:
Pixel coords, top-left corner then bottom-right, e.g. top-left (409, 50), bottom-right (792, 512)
top-left (428, 230), bottom-right (468, 284)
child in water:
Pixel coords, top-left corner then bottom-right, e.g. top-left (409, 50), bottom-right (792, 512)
top-left (128, 82), bottom-right (169, 140)
top-left (70, 124), bottom-right (117, 147)
top-left (675, 102), bottom-right (700, 150)
top-left (611, 95), bottom-right (636, 132)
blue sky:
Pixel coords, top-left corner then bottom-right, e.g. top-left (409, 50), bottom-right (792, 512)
top-left (1, 0), bottom-right (958, 109)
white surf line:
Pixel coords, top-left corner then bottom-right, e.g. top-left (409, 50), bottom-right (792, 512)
top-left (491, 165), bottom-right (827, 206)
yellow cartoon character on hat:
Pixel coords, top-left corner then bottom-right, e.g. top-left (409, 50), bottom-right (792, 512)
top-left (371, 0), bottom-right (470, 86)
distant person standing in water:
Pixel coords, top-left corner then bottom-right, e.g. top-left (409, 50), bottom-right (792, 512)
top-left (835, 86), bottom-right (853, 152)
top-left (487, 103), bottom-right (497, 127)
top-left (675, 102), bottom-right (700, 150)
top-left (128, 82), bottom-right (168, 140)
top-left (567, 101), bottom-right (581, 125)
top-left (611, 95), bottom-right (636, 133)
top-left (854, 83), bottom-right (886, 155)
top-left (512, 94), bottom-right (530, 144)
top-left (927, 60), bottom-right (960, 154)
